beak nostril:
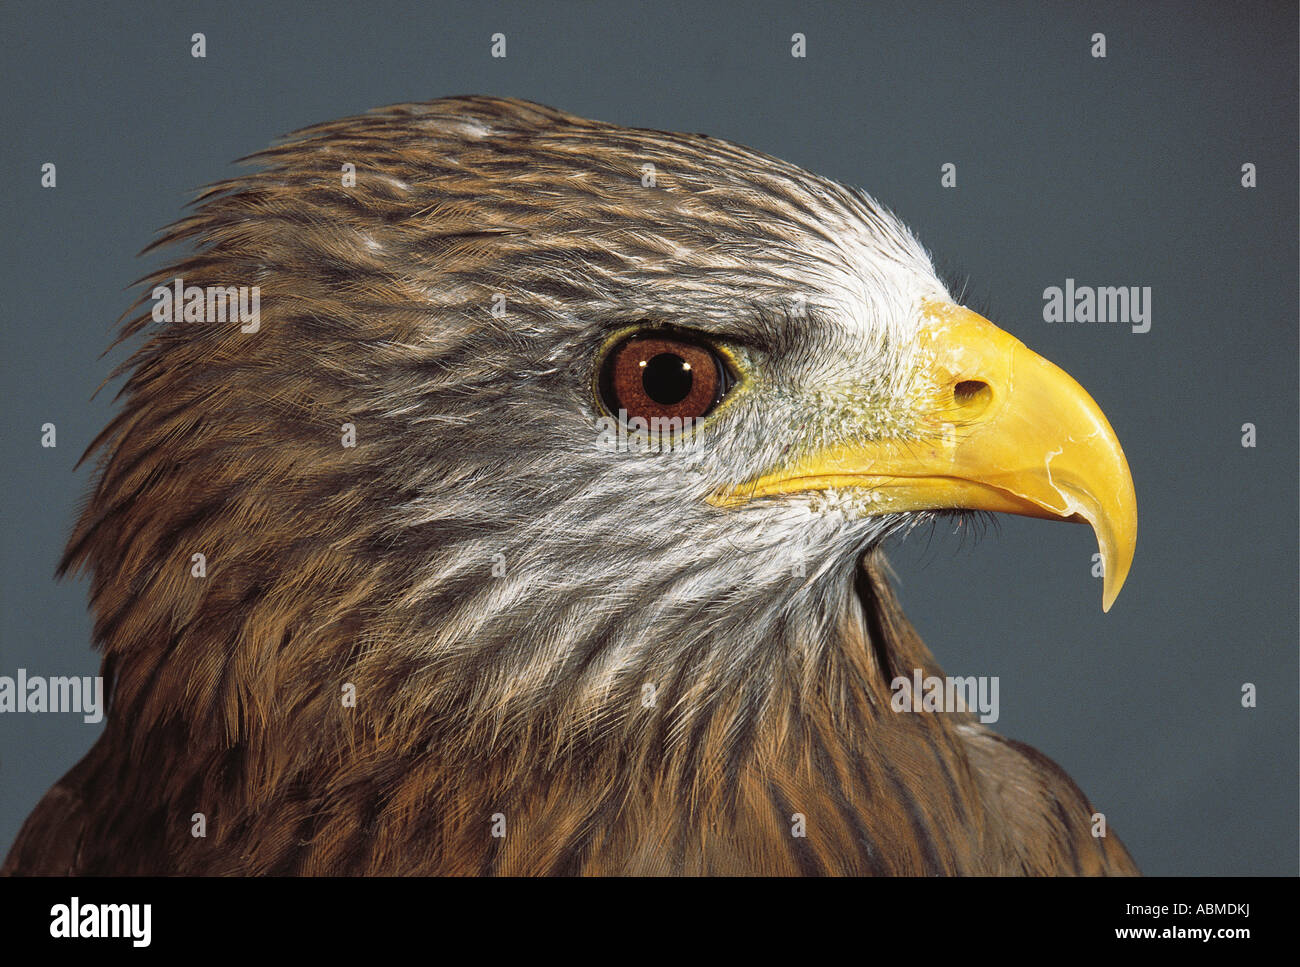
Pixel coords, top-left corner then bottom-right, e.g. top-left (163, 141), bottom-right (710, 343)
top-left (954, 379), bottom-right (991, 408)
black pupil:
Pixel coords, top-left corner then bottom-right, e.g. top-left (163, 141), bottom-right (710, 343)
top-left (642, 352), bottom-right (693, 405)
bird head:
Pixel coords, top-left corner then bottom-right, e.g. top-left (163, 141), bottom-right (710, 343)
top-left (70, 97), bottom-right (1135, 776)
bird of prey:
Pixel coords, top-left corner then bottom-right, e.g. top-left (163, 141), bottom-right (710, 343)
top-left (4, 97), bottom-right (1138, 876)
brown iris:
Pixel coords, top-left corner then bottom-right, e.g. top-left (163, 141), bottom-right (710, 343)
top-left (598, 333), bottom-right (731, 424)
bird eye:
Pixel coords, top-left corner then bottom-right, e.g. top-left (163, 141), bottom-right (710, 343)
top-left (598, 332), bottom-right (734, 425)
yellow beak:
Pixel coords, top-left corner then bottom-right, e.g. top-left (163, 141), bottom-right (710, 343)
top-left (710, 301), bottom-right (1137, 611)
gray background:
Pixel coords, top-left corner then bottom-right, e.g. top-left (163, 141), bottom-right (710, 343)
top-left (1, 0), bottom-right (1295, 875)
